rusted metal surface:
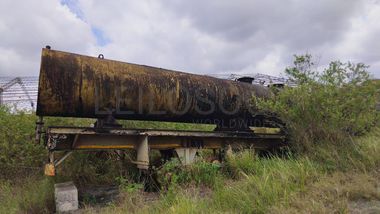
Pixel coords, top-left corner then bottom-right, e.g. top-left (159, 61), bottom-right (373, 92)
top-left (45, 127), bottom-right (285, 151)
top-left (37, 48), bottom-right (272, 128)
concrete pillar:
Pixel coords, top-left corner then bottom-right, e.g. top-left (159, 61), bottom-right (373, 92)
top-left (54, 182), bottom-right (78, 213)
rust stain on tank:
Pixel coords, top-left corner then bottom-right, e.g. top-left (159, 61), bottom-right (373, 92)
top-left (37, 48), bottom-right (271, 126)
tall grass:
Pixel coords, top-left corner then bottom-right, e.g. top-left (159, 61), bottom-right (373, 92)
top-left (157, 158), bottom-right (222, 188)
top-left (123, 125), bottom-right (380, 214)
top-left (308, 127), bottom-right (380, 173)
top-left (146, 153), bottom-right (319, 214)
top-left (0, 177), bottom-right (55, 214)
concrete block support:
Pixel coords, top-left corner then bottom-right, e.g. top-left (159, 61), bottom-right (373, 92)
top-left (54, 182), bottom-right (78, 213)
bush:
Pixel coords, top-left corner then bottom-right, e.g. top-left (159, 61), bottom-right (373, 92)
top-left (0, 106), bottom-right (45, 174)
top-left (255, 55), bottom-right (378, 152)
top-left (157, 158), bottom-right (221, 188)
top-left (0, 106), bottom-right (96, 170)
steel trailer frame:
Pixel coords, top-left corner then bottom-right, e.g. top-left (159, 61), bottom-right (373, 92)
top-left (41, 125), bottom-right (286, 176)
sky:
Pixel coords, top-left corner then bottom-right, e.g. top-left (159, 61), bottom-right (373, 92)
top-left (0, 0), bottom-right (380, 78)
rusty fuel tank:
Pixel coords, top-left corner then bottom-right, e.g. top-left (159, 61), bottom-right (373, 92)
top-left (37, 48), bottom-right (272, 129)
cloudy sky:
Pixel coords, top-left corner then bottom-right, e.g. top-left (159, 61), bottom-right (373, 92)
top-left (1, 0), bottom-right (380, 78)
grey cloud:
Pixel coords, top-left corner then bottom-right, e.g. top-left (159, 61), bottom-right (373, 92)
top-left (166, 0), bottom-right (363, 47)
top-left (0, 0), bottom-right (379, 78)
top-left (158, 0), bottom-right (370, 75)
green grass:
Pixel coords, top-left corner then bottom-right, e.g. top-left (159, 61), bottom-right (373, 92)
top-left (0, 177), bottom-right (55, 214)
top-left (157, 158), bottom-right (223, 188)
top-left (118, 127), bottom-right (380, 214)
top-left (146, 155), bottom-right (320, 214)
top-left (120, 120), bottom-right (214, 131)
top-left (271, 170), bottom-right (380, 213)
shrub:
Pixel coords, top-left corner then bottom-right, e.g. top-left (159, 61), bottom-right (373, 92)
top-left (0, 106), bottom-right (45, 175)
top-left (255, 55), bottom-right (378, 152)
top-left (157, 158), bottom-right (221, 188)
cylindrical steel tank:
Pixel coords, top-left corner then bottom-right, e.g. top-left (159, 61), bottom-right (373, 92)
top-left (37, 48), bottom-right (271, 128)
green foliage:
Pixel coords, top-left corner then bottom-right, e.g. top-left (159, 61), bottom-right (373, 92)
top-left (57, 152), bottom-right (127, 185)
top-left (0, 177), bottom-right (54, 214)
top-left (116, 176), bottom-right (143, 193)
top-left (0, 106), bottom-right (96, 171)
top-left (0, 106), bottom-right (45, 171)
top-left (158, 158), bottom-right (221, 188)
top-left (256, 55), bottom-right (378, 151)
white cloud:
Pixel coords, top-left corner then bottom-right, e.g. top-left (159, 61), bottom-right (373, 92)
top-left (0, 0), bottom-right (96, 76)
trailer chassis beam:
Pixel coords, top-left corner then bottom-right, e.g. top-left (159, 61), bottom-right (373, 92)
top-left (43, 126), bottom-right (286, 176)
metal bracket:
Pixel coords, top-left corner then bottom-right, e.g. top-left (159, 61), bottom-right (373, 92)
top-left (175, 148), bottom-right (198, 165)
